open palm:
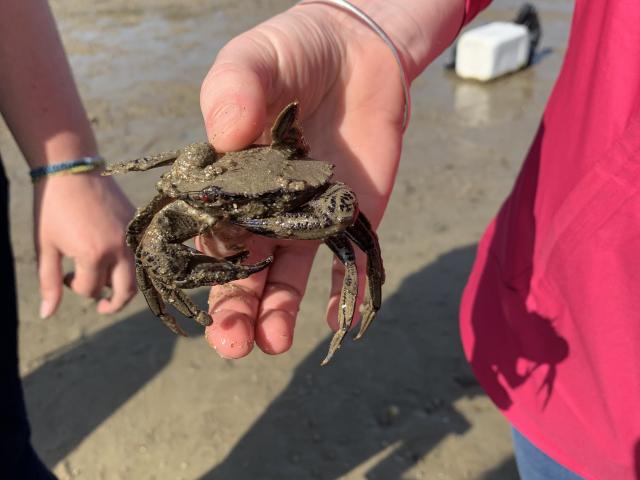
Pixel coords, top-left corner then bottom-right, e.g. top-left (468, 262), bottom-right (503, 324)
top-left (198, 2), bottom-right (406, 359)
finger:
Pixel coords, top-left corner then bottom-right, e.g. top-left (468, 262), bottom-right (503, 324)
top-left (255, 243), bottom-right (318, 355)
top-left (326, 252), bottom-right (367, 332)
top-left (69, 260), bottom-right (108, 299)
top-left (204, 237), bottom-right (273, 359)
top-left (97, 255), bottom-right (137, 314)
top-left (200, 36), bottom-right (277, 151)
top-left (38, 246), bottom-right (63, 319)
top-left (195, 227), bottom-right (251, 258)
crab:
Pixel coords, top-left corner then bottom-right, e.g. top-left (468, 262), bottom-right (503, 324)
top-left (104, 102), bottom-right (384, 364)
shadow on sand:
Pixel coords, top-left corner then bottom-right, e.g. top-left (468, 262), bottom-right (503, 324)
top-left (22, 294), bottom-right (204, 468)
top-left (24, 246), bottom-right (519, 479)
top-left (200, 245), bottom-right (518, 480)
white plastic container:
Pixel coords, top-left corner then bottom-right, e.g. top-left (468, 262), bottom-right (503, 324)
top-left (455, 22), bottom-right (531, 81)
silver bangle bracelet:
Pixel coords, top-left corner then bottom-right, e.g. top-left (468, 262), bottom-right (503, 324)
top-left (298, 0), bottom-right (411, 132)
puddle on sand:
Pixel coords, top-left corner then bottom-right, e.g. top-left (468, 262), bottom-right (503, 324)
top-left (405, 0), bottom-right (574, 168)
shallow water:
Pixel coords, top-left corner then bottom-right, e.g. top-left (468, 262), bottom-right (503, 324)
top-left (53, 0), bottom-right (574, 173)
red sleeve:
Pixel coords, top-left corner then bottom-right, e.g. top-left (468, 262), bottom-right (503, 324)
top-left (462, 0), bottom-right (492, 26)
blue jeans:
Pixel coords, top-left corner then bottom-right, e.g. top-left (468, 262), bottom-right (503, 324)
top-left (512, 428), bottom-right (583, 480)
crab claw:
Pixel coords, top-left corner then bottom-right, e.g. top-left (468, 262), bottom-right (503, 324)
top-left (224, 250), bottom-right (250, 264)
top-left (245, 255), bottom-right (274, 275)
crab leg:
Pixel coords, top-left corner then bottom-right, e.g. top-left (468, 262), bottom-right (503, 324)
top-left (322, 234), bottom-right (358, 365)
top-left (140, 244), bottom-right (270, 333)
top-left (234, 183), bottom-right (357, 240)
top-left (159, 282), bottom-right (211, 327)
top-left (139, 200), bottom-right (272, 332)
top-left (346, 213), bottom-right (385, 339)
top-left (232, 185), bottom-right (384, 363)
top-left (270, 102), bottom-right (309, 156)
top-left (103, 150), bottom-right (180, 175)
top-left (136, 258), bottom-right (187, 336)
top-left (172, 254), bottom-right (273, 290)
top-left (127, 193), bottom-right (172, 250)
top-left (159, 249), bottom-right (268, 327)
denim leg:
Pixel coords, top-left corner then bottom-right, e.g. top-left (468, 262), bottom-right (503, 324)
top-left (0, 161), bottom-right (57, 480)
top-left (512, 428), bottom-right (583, 480)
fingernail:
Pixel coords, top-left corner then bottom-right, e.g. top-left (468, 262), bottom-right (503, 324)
top-left (210, 103), bottom-right (242, 139)
top-left (39, 299), bottom-right (54, 319)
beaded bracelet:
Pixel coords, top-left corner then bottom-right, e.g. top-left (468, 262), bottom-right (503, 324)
top-left (298, 0), bottom-right (412, 131)
top-left (29, 155), bottom-right (105, 183)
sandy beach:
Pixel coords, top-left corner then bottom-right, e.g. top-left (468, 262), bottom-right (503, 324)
top-left (1, 1), bottom-right (573, 478)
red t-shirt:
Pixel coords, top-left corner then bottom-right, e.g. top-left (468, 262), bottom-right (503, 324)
top-left (459, 1), bottom-right (640, 478)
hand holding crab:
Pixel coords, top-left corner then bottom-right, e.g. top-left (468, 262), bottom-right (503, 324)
top-left (105, 103), bottom-right (384, 364)
top-left (107, 0), bottom-right (405, 361)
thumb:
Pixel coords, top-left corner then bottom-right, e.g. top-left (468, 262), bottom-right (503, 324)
top-left (200, 37), bottom-right (276, 151)
top-left (38, 246), bottom-right (63, 319)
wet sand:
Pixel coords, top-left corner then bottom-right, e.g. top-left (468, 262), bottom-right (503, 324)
top-left (1, 1), bottom-right (573, 478)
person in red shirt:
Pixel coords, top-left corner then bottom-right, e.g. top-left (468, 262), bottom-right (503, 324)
top-left (199, 0), bottom-right (639, 478)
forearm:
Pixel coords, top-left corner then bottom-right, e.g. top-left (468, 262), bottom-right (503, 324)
top-left (321, 0), bottom-right (467, 81)
top-left (0, 0), bottom-right (97, 168)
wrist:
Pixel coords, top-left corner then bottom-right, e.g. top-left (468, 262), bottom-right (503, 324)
top-left (27, 132), bottom-right (103, 184)
top-left (300, 0), bottom-right (465, 81)
top-left (25, 131), bottom-right (98, 169)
